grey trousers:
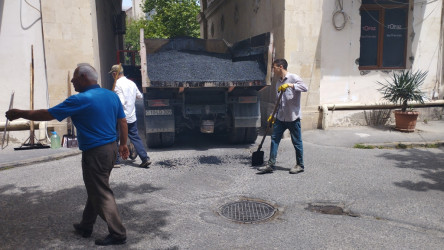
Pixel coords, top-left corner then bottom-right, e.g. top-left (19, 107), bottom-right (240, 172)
top-left (79, 141), bottom-right (126, 239)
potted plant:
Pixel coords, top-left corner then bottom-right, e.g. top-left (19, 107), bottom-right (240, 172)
top-left (377, 70), bottom-right (428, 132)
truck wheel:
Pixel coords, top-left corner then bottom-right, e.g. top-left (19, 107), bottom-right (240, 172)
top-left (146, 133), bottom-right (162, 148)
top-left (161, 132), bottom-right (175, 147)
top-left (228, 128), bottom-right (246, 144)
top-left (244, 127), bottom-right (258, 143)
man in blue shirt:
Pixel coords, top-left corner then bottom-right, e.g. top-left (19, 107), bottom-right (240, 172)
top-left (6, 63), bottom-right (129, 246)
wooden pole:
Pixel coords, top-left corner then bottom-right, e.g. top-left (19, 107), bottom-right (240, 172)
top-left (29, 45), bottom-right (35, 146)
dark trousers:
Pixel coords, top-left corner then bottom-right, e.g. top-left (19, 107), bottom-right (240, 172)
top-left (127, 121), bottom-right (149, 161)
top-left (80, 142), bottom-right (126, 239)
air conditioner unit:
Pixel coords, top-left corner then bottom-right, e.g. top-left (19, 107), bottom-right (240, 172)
top-left (113, 11), bottom-right (126, 35)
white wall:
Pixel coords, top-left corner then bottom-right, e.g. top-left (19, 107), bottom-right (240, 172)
top-left (0, 0), bottom-right (48, 141)
top-left (0, 0), bottom-right (123, 143)
top-left (132, 0), bottom-right (145, 19)
top-left (319, 0), bottom-right (443, 126)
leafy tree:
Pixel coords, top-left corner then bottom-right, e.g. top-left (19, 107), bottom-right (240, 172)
top-left (124, 18), bottom-right (149, 51)
top-left (142, 0), bottom-right (200, 38)
top-left (124, 0), bottom-right (200, 51)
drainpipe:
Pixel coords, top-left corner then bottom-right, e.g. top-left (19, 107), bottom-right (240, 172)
top-left (1, 121), bottom-right (49, 143)
top-left (0, 121), bottom-right (41, 131)
top-left (319, 100), bottom-right (444, 129)
top-left (321, 104), bottom-right (329, 130)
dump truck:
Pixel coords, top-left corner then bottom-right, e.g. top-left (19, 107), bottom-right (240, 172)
top-left (121, 30), bottom-right (273, 147)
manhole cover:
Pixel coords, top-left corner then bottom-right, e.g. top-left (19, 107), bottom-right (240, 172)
top-left (219, 200), bottom-right (276, 223)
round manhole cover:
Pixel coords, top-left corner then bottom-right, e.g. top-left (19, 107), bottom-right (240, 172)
top-left (219, 200), bottom-right (276, 223)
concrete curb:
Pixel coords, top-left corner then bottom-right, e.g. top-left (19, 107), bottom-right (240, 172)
top-left (354, 140), bottom-right (444, 149)
top-left (0, 149), bottom-right (82, 170)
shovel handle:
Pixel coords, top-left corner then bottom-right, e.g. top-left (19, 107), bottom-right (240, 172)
top-left (257, 91), bottom-right (284, 151)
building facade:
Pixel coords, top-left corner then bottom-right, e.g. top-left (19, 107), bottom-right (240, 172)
top-left (199, 0), bottom-right (444, 129)
top-left (0, 0), bottom-right (124, 142)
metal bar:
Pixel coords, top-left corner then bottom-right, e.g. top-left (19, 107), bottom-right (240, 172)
top-left (1, 91), bottom-right (15, 149)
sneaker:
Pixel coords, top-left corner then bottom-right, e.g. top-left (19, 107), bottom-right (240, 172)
top-left (257, 164), bottom-right (275, 173)
top-left (289, 165), bottom-right (304, 174)
top-left (129, 143), bottom-right (137, 160)
top-left (139, 158), bottom-right (152, 168)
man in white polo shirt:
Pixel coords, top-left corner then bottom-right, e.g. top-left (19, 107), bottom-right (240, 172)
top-left (110, 65), bottom-right (151, 168)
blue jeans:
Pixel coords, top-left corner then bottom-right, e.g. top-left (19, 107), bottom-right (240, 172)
top-left (127, 121), bottom-right (149, 161)
top-left (268, 119), bottom-right (304, 168)
top-left (117, 121), bottom-right (149, 162)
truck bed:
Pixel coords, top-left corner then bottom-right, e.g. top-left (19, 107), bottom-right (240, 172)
top-left (140, 32), bottom-right (273, 90)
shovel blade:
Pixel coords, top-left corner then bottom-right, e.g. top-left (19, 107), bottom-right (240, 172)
top-left (252, 150), bottom-right (264, 166)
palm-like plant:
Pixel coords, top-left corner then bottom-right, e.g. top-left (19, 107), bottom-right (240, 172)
top-left (377, 70), bottom-right (428, 112)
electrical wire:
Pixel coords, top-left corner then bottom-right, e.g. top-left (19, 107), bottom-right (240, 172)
top-left (24, 0), bottom-right (40, 12)
top-left (333, 0), bottom-right (347, 30)
top-left (20, 0), bottom-right (41, 30)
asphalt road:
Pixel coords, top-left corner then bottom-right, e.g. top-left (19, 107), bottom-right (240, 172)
top-left (1, 133), bottom-right (444, 249)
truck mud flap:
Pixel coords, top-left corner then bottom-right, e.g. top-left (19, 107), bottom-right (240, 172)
top-left (145, 108), bottom-right (175, 147)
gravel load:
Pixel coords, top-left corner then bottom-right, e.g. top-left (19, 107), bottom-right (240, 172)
top-left (147, 49), bottom-right (266, 83)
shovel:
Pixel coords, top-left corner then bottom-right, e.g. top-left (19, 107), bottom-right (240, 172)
top-left (252, 91), bottom-right (284, 166)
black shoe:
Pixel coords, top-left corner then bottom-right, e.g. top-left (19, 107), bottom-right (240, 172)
top-left (73, 223), bottom-right (92, 238)
top-left (139, 158), bottom-right (152, 168)
top-left (95, 234), bottom-right (126, 246)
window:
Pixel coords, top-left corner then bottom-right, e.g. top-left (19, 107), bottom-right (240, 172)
top-left (359, 0), bottom-right (409, 70)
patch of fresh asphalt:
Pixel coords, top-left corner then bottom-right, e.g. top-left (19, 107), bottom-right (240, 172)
top-left (1, 131), bottom-right (444, 249)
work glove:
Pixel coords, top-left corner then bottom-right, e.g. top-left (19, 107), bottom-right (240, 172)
top-left (267, 115), bottom-right (275, 124)
top-left (278, 83), bottom-right (291, 92)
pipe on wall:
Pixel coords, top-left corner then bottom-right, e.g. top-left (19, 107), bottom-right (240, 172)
top-left (0, 121), bottom-right (40, 131)
top-left (318, 100), bottom-right (444, 130)
top-left (1, 121), bottom-right (49, 142)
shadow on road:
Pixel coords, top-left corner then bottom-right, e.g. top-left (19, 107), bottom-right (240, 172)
top-left (0, 183), bottom-right (176, 249)
top-left (148, 130), bottom-right (256, 152)
top-left (377, 147), bottom-right (444, 192)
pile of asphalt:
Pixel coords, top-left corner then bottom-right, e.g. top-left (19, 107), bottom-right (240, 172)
top-left (147, 50), bottom-right (266, 82)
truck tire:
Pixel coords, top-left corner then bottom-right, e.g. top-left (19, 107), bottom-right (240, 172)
top-left (244, 127), bottom-right (258, 143)
top-left (228, 128), bottom-right (246, 144)
top-left (146, 132), bottom-right (175, 148)
top-left (228, 127), bottom-right (258, 144)
top-left (146, 133), bottom-right (162, 148)
top-left (161, 132), bottom-right (175, 147)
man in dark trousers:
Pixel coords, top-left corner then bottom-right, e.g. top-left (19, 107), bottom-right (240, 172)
top-left (6, 63), bottom-right (129, 246)
top-left (258, 58), bottom-right (308, 174)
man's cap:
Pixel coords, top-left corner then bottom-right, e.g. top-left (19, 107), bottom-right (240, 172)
top-left (109, 64), bottom-right (123, 74)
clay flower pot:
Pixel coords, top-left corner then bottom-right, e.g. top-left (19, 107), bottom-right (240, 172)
top-left (394, 110), bottom-right (419, 132)
top-left (378, 70), bottom-right (428, 132)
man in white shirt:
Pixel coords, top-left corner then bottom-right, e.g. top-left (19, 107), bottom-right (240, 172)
top-left (258, 59), bottom-right (308, 174)
top-left (110, 65), bottom-right (151, 168)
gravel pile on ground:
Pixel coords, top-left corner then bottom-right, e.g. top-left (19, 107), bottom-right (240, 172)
top-left (147, 50), bottom-right (266, 82)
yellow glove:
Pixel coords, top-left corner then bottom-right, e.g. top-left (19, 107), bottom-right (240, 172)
top-left (267, 115), bottom-right (275, 124)
top-left (278, 83), bottom-right (291, 92)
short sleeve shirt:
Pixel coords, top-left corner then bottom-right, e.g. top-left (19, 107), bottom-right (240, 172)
top-left (48, 85), bottom-right (125, 151)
